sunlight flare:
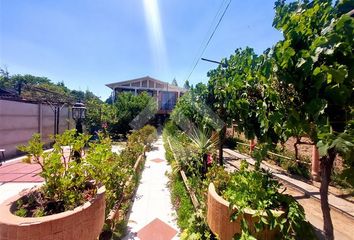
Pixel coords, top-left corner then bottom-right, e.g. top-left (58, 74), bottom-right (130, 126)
top-left (142, 0), bottom-right (169, 75)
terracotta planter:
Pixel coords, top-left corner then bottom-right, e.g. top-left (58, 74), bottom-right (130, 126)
top-left (207, 183), bottom-right (283, 240)
top-left (0, 186), bottom-right (106, 240)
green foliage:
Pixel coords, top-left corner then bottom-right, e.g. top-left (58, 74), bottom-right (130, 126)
top-left (84, 98), bottom-right (116, 135)
top-left (170, 173), bottom-right (195, 230)
top-left (109, 92), bottom-right (156, 137)
top-left (14, 208), bottom-right (27, 217)
top-left (224, 163), bottom-right (281, 212)
top-left (15, 125), bottom-right (154, 219)
top-left (205, 165), bottom-right (230, 195)
top-left (184, 80), bottom-right (191, 90)
top-left (0, 69), bottom-right (102, 103)
top-left (176, 1), bottom-right (353, 237)
top-left (272, 0), bottom-right (354, 156)
top-left (180, 210), bottom-right (214, 240)
top-left (85, 134), bottom-right (132, 212)
top-left (17, 134), bottom-right (44, 168)
top-left (137, 124), bottom-right (158, 150)
top-left (171, 83), bottom-right (222, 132)
top-left (172, 78), bottom-right (178, 86)
top-left (281, 160), bottom-right (310, 179)
top-left (223, 164), bottom-right (313, 239)
top-left (120, 125), bottom-right (157, 167)
top-left (13, 131), bottom-right (110, 216)
top-left (188, 127), bottom-right (218, 156)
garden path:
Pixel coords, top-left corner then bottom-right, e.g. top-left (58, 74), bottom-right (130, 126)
top-left (124, 136), bottom-right (178, 240)
top-left (0, 155), bottom-right (43, 204)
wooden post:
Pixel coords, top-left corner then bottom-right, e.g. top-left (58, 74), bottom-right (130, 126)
top-left (312, 145), bottom-right (320, 181)
top-left (38, 103), bottom-right (43, 136)
top-left (249, 139), bottom-right (256, 154)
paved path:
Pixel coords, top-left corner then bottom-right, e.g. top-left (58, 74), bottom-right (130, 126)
top-left (223, 148), bottom-right (354, 240)
top-left (124, 137), bottom-right (178, 240)
top-left (0, 156), bottom-right (43, 204)
top-left (0, 161), bottom-right (43, 183)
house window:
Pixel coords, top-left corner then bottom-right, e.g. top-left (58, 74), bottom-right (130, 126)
top-left (132, 82), bottom-right (140, 87)
top-left (160, 91), bottom-right (177, 110)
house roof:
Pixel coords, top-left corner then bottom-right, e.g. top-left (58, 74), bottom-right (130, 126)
top-left (106, 76), bottom-right (187, 92)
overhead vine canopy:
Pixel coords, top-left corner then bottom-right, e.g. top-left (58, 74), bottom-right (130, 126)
top-left (0, 68), bottom-right (100, 105)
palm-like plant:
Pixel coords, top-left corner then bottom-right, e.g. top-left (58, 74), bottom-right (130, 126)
top-left (189, 127), bottom-right (218, 156)
top-left (188, 126), bottom-right (219, 177)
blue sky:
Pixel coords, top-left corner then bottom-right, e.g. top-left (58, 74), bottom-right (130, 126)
top-left (0, 0), bottom-right (282, 100)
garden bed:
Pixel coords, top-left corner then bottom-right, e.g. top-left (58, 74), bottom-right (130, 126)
top-left (207, 183), bottom-right (282, 240)
top-left (0, 186), bottom-right (105, 240)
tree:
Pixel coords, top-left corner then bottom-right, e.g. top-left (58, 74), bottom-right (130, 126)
top-left (171, 78), bottom-right (178, 86)
top-left (85, 98), bottom-right (116, 135)
top-left (207, 62), bottom-right (234, 165)
top-left (0, 67), bottom-right (11, 88)
top-left (171, 83), bottom-right (216, 131)
top-left (183, 80), bottom-right (191, 90)
top-left (110, 92), bottom-right (155, 137)
top-left (272, 1), bottom-right (354, 238)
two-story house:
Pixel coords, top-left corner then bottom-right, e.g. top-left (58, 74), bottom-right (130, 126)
top-left (106, 76), bottom-right (187, 115)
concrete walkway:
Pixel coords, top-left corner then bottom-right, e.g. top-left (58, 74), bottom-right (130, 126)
top-left (124, 137), bottom-right (178, 240)
top-left (0, 156), bottom-right (43, 204)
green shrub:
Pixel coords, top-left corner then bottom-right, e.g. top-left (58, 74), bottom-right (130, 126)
top-left (280, 160), bottom-right (310, 179)
top-left (15, 129), bottom-right (141, 218)
top-left (139, 124), bottom-right (158, 150)
top-left (223, 162), bottom-right (315, 239)
top-left (169, 174), bottom-right (194, 230)
top-left (205, 165), bottom-right (231, 195)
top-left (18, 134), bottom-right (44, 167)
top-left (180, 210), bottom-right (215, 240)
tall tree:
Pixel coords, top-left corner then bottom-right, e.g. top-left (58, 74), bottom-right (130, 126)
top-left (183, 80), bottom-right (191, 90)
top-left (272, 1), bottom-right (354, 238)
top-left (171, 78), bottom-right (178, 86)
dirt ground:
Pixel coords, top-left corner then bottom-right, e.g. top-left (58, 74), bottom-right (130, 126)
top-left (227, 127), bottom-right (353, 202)
top-left (223, 151), bottom-right (354, 240)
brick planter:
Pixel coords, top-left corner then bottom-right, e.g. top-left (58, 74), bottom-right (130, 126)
top-left (207, 183), bottom-right (283, 240)
top-left (0, 186), bottom-right (105, 240)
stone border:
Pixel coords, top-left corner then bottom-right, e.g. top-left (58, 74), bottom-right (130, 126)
top-left (207, 183), bottom-right (282, 240)
top-left (0, 186), bottom-right (106, 240)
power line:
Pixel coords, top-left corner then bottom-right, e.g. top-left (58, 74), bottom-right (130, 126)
top-left (188, 0), bottom-right (228, 73)
top-left (185, 0), bottom-right (232, 82)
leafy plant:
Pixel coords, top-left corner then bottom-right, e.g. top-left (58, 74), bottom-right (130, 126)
top-left (223, 163), bottom-right (314, 239)
top-left (15, 208), bottom-right (27, 217)
top-left (15, 130), bottom-right (101, 216)
top-left (189, 127), bottom-right (218, 156)
top-left (180, 210), bottom-right (215, 240)
top-left (18, 134), bottom-right (44, 169)
top-left (205, 165), bottom-right (230, 196)
top-left (169, 173), bottom-right (194, 230)
top-left (271, 1), bottom-right (354, 238)
top-left (109, 92), bottom-right (156, 137)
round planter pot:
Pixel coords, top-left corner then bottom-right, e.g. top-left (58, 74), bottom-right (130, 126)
top-left (207, 183), bottom-right (283, 240)
top-left (0, 186), bottom-right (106, 240)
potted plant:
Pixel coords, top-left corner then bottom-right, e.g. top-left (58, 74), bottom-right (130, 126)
top-left (0, 130), bottom-right (106, 240)
top-left (207, 161), bottom-right (315, 240)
